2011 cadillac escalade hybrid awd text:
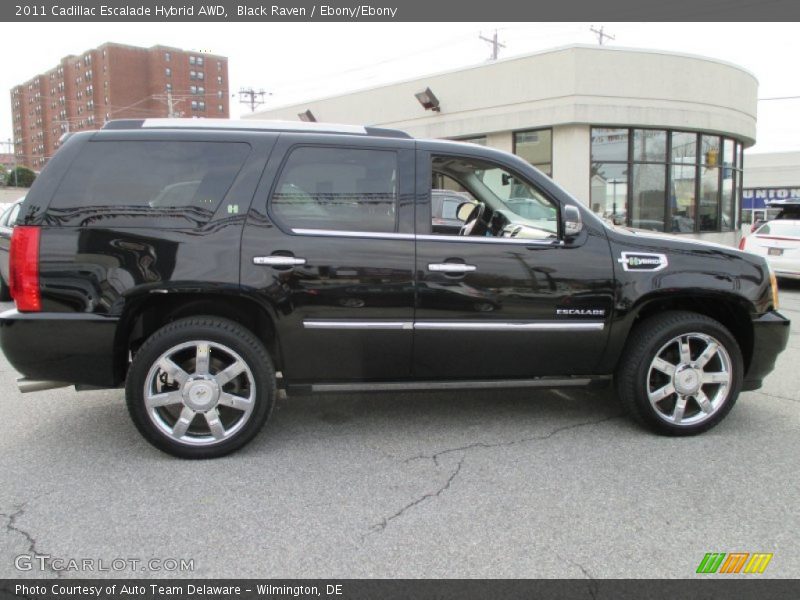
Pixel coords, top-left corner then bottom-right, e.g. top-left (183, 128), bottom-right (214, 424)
top-left (0, 119), bottom-right (790, 458)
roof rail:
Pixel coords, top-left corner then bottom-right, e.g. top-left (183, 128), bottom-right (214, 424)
top-left (101, 118), bottom-right (412, 139)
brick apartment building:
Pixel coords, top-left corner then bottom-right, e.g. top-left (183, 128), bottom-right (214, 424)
top-left (11, 42), bottom-right (230, 169)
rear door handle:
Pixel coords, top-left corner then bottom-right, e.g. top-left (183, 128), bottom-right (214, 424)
top-left (427, 263), bottom-right (477, 273)
top-left (253, 256), bottom-right (307, 267)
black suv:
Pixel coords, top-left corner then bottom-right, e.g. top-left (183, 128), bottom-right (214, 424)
top-left (0, 119), bottom-right (790, 458)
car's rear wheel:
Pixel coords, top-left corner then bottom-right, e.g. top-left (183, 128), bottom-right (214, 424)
top-left (616, 311), bottom-right (743, 435)
top-left (126, 317), bottom-right (275, 458)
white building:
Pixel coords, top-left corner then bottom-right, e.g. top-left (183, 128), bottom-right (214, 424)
top-left (248, 44), bottom-right (758, 245)
top-left (742, 151), bottom-right (800, 224)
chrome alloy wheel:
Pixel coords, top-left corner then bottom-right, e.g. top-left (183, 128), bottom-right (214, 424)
top-left (647, 332), bottom-right (733, 426)
top-left (143, 340), bottom-right (256, 446)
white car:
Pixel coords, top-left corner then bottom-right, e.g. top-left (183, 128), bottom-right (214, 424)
top-left (741, 219), bottom-right (800, 279)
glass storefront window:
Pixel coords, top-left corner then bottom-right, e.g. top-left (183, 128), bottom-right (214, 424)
top-left (723, 138), bottom-right (735, 169)
top-left (514, 129), bottom-right (552, 176)
top-left (701, 135), bottom-right (721, 166)
top-left (591, 127), bottom-right (743, 234)
top-left (671, 132), bottom-right (697, 164)
top-left (669, 164), bottom-right (696, 233)
top-left (591, 128), bottom-right (628, 162)
top-left (699, 166), bottom-right (720, 231)
top-left (633, 129), bottom-right (667, 162)
top-left (591, 163), bottom-right (628, 224)
top-left (631, 164), bottom-right (666, 231)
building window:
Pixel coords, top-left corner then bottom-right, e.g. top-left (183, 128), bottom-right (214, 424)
top-left (217, 76), bottom-right (223, 85)
top-left (590, 127), bottom-right (742, 233)
top-left (218, 104), bottom-right (224, 112)
top-left (197, 71), bottom-right (205, 80)
top-left (190, 71), bottom-right (197, 79)
top-left (189, 56), bottom-right (196, 65)
top-left (190, 85), bottom-right (197, 94)
top-left (197, 56), bottom-right (204, 66)
top-left (165, 52), bottom-right (171, 62)
top-left (514, 128), bottom-right (553, 176)
top-left (165, 68), bottom-right (172, 77)
top-left (165, 83), bottom-right (172, 92)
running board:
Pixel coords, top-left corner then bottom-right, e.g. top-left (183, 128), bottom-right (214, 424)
top-left (290, 377), bottom-right (609, 395)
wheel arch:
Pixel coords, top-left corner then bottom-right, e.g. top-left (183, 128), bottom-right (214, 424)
top-left (114, 291), bottom-right (283, 384)
top-left (607, 291), bottom-right (755, 375)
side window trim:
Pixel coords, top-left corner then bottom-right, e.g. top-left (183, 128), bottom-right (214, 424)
top-left (419, 150), bottom-right (564, 242)
top-left (266, 143), bottom-right (402, 236)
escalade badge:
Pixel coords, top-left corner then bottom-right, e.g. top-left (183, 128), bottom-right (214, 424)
top-left (618, 252), bottom-right (668, 272)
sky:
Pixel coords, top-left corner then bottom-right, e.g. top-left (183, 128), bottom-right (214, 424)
top-left (2, 22), bottom-right (800, 155)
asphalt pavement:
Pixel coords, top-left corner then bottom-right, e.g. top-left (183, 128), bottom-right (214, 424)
top-left (0, 284), bottom-right (798, 579)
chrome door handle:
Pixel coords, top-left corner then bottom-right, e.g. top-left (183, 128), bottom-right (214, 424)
top-left (427, 263), bottom-right (477, 273)
top-left (253, 256), bottom-right (306, 266)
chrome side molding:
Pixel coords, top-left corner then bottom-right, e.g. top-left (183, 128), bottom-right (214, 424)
top-left (303, 319), bottom-right (604, 332)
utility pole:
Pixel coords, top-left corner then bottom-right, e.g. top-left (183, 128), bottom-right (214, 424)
top-left (590, 25), bottom-right (615, 46)
top-left (238, 88), bottom-right (267, 112)
top-left (167, 90), bottom-right (175, 118)
top-left (479, 30), bottom-right (506, 61)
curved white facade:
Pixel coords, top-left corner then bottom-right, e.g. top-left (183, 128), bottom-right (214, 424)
top-left (249, 45), bottom-right (758, 244)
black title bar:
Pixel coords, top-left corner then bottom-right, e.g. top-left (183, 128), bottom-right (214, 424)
top-left (3, 0), bottom-right (800, 21)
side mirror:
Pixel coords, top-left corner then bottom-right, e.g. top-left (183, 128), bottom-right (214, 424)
top-left (562, 205), bottom-right (583, 238)
top-left (456, 202), bottom-right (476, 222)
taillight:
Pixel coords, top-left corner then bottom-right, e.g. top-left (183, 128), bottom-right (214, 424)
top-left (738, 236), bottom-right (747, 250)
top-left (9, 226), bottom-right (41, 312)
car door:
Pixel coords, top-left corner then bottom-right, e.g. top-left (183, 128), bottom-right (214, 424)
top-left (412, 144), bottom-right (615, 380)
top-left (240, 134), bottom-right (416, 383)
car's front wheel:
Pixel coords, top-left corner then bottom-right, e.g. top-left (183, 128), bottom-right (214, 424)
top-left (616, 311), bottom-right (743, 435)
top-left (126, 317), bottom-right (276, 458)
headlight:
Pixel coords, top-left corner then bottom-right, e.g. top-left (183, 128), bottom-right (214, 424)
top-left (767, 262), bottom-right (780, 310)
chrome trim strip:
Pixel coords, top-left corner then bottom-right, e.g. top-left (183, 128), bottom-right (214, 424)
top-left (290, 228), bottom-right (560, 246)
top-left (292, 228), bottom-right (415, 240)
top-left (414, 321), bottom-right (604, 331)
top-left (427, 263), bottom-right (477, 273)
top-left (311, 378), bottom-right (594, 393)
top-left (253, 256), bottom-right (306, 266)
top-left (416, 234), bottom-right (561, 246)
top-left (303, 320), bottom-right (604, 332)
top-left (304, 320), bottom-right (413, 330)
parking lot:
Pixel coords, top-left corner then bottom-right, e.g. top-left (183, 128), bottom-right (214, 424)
top-left (0, 283), bottom-right (798, 580)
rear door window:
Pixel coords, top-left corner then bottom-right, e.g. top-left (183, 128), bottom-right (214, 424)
top-left (49, 141), bottom-right (250, 227)
top-left (270, 146), bottom-right (398, 233)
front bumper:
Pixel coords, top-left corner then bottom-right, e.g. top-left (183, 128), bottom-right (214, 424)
top-left (742, 310), bottom-right (791, 391)
top-left (0, 309), bottom-right (120, 388)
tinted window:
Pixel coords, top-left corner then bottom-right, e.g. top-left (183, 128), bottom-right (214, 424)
top-left (50, 141), bottom-right (250, 228)
top-left (271, 147), bottom-right (397, 232)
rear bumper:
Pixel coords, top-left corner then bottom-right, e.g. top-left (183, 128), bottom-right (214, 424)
top-left (742, 310), bottom-right (791, 391)
top-left (0, 309), bottom-right (120, 388)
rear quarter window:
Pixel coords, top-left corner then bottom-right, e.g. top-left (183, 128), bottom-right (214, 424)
top-left (47, 140), bottom-right (250, 228)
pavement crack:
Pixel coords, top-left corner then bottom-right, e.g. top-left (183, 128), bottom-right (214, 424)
top-left (0, 493), bottom-right (61, 579)
top-left (367, 453), bottom-right (466, 536)
top-left (551, 548), bottom-right (598, 599)
top-left (751, 390), bottom-right (800, 404)
top-left (404, 413), bottom-right (624, 465)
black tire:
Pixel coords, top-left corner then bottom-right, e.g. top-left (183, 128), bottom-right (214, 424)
top-left (126, 317), bottom-right (276, 458)
top-left (615, 310), bottom-right (743, 436)
top-left (0, 275), bottom-right (11, 301)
